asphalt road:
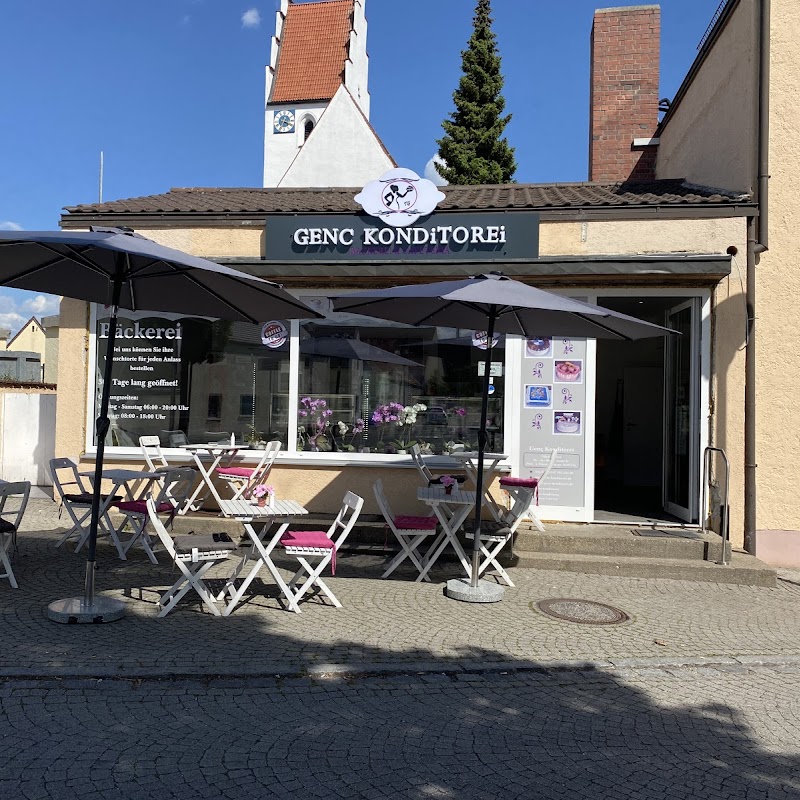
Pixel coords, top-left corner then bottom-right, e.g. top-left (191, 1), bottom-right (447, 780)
top-left (2, 664), bottom-right (799, 800)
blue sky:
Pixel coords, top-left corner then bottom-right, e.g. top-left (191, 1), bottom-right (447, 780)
top-left (0, 0), bottom-right (719, 333)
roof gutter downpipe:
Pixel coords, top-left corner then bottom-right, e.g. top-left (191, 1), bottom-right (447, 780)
top-left (744, 0), bottom-right (770, 554)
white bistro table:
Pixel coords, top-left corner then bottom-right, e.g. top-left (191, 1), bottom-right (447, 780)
top-left (179, 444), bottom-right (242, 514)
top-left (415, 486), bottom-right (476, 581)
top-left (449, 451), bottom-right (509, 522)
top-left (79, 468), bottom-right (164, 559)
top-left (217, 497), bottom-right (309, 615)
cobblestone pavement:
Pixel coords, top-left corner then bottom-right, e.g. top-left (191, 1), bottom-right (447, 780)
top-left (2, 500), bottom-right (800, 678)
top-left (1, 664), bottom-right (799, 799)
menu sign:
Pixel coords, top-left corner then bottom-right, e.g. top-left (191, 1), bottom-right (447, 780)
top-left (518, 336), bottom-right (587, 507)
top-left (96, 313), bottom-right (187, 437)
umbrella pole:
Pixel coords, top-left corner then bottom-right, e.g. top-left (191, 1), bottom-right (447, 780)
top-left (48, 255), bottom-right (126, 623)
top-left (470, 306), bottom-right (497, 588)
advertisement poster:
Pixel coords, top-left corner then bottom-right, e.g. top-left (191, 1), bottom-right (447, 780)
top-left (518, 337), bottom-right (588, 507)
top-left (95, 312), bottom-right (189, 445)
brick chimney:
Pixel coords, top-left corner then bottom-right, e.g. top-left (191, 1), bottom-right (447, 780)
top-left (589, 5), bottom-right (661, 183)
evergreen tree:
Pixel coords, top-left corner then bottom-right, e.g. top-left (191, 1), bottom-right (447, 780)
top-left (437, 0), bottom-right (516, 185)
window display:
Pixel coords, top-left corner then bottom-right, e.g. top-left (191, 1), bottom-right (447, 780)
top-left (93, 307), bottom-right (506, 456)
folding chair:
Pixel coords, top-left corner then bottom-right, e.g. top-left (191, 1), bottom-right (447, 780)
top-left (0, 481), bottom-right (30, 588)
top-left (146, 497), bottom-right (238, 617)
top-left (410, 444), bottom-right (466, 487)
top-left (499, 448), bottom-right (558, 533)
top-left (116, 467), bottom-right (196, 564)
top-left (373, 478), bottom-right (441, 581)
top-left (49, 457), bottom-right (121, 554)
top-left (465, 485), bottom-right (536, 588)
top-left (139, 435), bottom-right (197, 510)
top-left (215, 440), bottom-right (280, 500)
top-left (278, 491), bottom-right (363, 610)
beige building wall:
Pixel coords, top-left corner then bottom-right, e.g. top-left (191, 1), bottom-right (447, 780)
top-left (7, 318), bottom-right (45, 361)
top-left (655, 0), bottom-right (800, 562)
top-left (43, 320), bottom-right (59, 385)
top-left (53, 216), bottom-right (750, 543)
top-left (753, 0), bottom-right (800, 549)
top-left (656, 0), bottom-right (758, 194)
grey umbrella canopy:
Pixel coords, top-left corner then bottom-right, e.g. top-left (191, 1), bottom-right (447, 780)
top-left (333, 273), bottom-right (676, 600)
top-left (333, 273), bottom-right (673, 340)
top-left (300, 336), bottom-right (421, 367)
top-left (0, 227), bottom-right (321, 622)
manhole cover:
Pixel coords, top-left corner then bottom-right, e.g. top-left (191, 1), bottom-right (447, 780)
top-left (536, 598), bottom-right (630, 625)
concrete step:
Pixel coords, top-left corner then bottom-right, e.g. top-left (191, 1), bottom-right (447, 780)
top-left (514, 523), bottom-right (731, 562)
top-left (508, 550), bottom-right (777, 587)
top-left (118, 512), bottom-right (774, 585)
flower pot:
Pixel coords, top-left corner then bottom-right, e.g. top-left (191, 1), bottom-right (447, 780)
top-left (397, 449), bottom-right (407, 455)
top-left (257, 497), bottom-right (266, 507)
top-left (445, 485), bottom-right (453, 495)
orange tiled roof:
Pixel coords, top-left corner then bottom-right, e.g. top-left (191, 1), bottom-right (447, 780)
top-left (271, 0), bottom-right (354, 104)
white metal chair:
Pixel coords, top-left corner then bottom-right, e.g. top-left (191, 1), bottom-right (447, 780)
top-left (146, 497), bottom-right (238, 617)
top-left (278, 491), bottom-right (363, 610)
top-left (49, 457), bottom-right (121, 555)
top-left (139, 435), bottom-right (197, 509)
top-left (0, 481), bottom-right (30, 588)
top-left (116, 467), bottom-right (196, 563)
top-left (373, 478), bottom-right (441, 581)
top-left (410, 444), bottom-right (466, 487)
top-left (465, 486), bottom-right (537, 587)
top-left (498, 448), bottom-right (558, 533)
top-left (215, 440), bottom-right (280, 500)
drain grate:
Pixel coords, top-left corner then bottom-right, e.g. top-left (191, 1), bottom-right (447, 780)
top-left (535, 598), bottom-right (630, 625)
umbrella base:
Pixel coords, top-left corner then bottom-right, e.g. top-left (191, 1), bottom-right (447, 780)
top-left (445, 578), bottom-right (505, 604)
top-left (47, 596), bottom-right (126, 624)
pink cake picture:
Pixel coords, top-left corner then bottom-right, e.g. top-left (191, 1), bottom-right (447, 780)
top-left (554, 411), bottom-right (581, 435)
top-left (554, 359), bottom-right (582, 383)
top-left (525, 338), bottom-right (552, 358)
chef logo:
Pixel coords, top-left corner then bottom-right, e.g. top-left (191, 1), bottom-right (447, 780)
top-left (355, 168), bottom-right (446, 228)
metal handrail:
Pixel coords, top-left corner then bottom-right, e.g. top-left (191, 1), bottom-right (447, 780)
top-left (701, 447), bottom-right (730, 565)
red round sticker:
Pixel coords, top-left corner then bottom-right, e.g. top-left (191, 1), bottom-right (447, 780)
top-left (261, 320), bottom-right (288, 348)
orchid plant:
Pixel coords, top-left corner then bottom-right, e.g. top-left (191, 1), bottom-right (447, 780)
top-left (297, 397), bottom-right (333, 449)
top-left (252, 484), bottom-right (274, 499)
top-left (335, 418), bottom-right (366, 451)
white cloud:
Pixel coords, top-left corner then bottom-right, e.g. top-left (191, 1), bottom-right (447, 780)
top-left (0, 312), bottom-right (25, 334)
top-left (424, 154), bottom-right (448, 186)
top-left (0, 221), bottom-right (22, 231)
top-left (0, 291), bottom-right (60, 337)
top-left (23, 294), bottom-right (59, 316)
top-left (241, 8), bottom-right (261, 28)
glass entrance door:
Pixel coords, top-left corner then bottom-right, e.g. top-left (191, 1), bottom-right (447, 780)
top-left (663, 299), bottom-right (700, 521)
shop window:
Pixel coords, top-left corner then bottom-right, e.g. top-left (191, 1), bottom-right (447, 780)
top-left (93, 312), bottom-right (291, 448)
top-left (295, 310), bottom-right (505, 455)
top-left (91, 307), bottom-right (505, 456)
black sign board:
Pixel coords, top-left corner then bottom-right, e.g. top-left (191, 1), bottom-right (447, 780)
top-left (263, 212), bottom-right (539, 263)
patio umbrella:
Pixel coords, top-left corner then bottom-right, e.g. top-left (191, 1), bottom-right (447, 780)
top-left (333, 272), bottom-right (676, 601)
top-left (0, 226), bottom-right (321, 622)
top-left (299, 336), bottom-right (420, 367)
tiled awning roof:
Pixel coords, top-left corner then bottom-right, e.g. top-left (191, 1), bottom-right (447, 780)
top-left (271, 0), bottom-right (354, 104)
top-left (63, 180), bottom-right (751, 218)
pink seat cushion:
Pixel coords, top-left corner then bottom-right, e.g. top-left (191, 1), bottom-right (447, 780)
top-left (279, 530), bottom-right (336, 574)
top-left (395, 515), bottom-right (437, 531)
top-left (216, 467), bottom-right (254, 478)
top-left (500, 477), bottom-right (539, 488)
top-left (114, 500), bottom-right (173, 515)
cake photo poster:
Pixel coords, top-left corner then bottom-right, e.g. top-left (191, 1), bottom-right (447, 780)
top-left (520, 337), bottom-right (587, 507)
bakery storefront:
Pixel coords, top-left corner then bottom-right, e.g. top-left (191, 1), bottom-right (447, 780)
top-left (58, 177), bottom-right (751, 538)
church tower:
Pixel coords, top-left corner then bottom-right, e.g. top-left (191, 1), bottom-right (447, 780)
top-left (263, 0), bottom-right (394, 188)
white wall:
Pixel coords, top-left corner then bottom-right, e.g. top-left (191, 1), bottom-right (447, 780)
top-left (264, 101), bottom-right (329, 187)
top-left (0, 393), bottom-right (56, 485)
